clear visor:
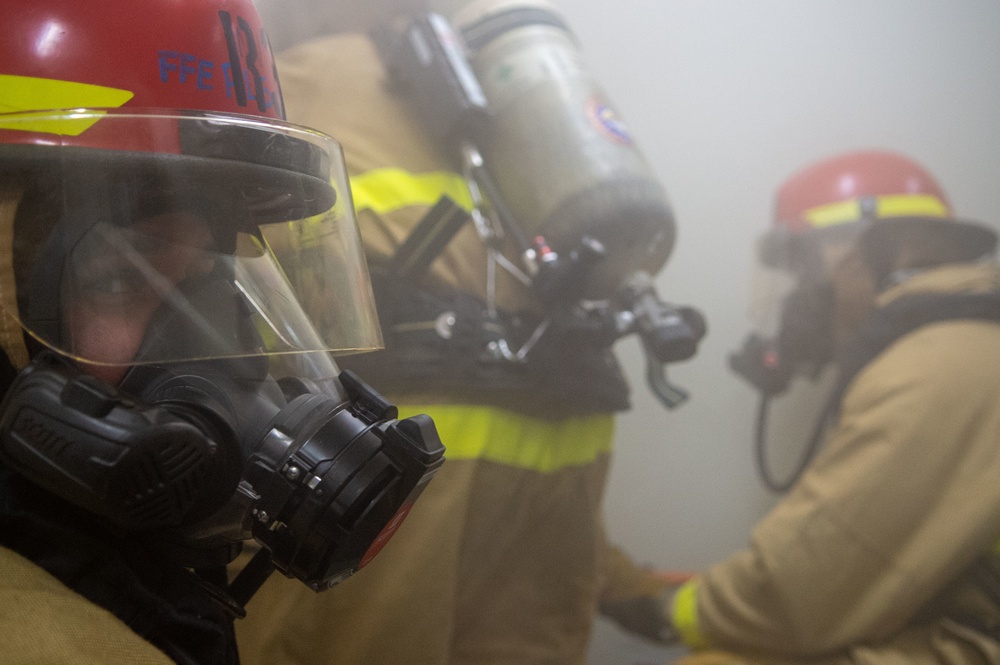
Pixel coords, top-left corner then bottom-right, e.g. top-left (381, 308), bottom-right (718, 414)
top-left (0, 110), bottom-right (382, 369)
top-left (746, 224), bottom-right (861, 336)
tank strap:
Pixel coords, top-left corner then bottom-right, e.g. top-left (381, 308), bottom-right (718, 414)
top-left (833, 291), bottom-right (1000, 416)
top-left (338, 268), bottom-right (630, 420)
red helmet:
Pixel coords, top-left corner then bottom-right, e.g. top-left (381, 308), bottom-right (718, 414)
top-left (762, 150), bottom-right (996, 270)
top-left (0, 0), bottom-right (325, 224)
top-left (775, 150), bottom-right (951, 232)
top-left (1, 0), bottom-right (284, 137)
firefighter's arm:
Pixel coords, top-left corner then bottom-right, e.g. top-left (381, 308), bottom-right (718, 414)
top-left (662, 324), bottom-right (1000, 654)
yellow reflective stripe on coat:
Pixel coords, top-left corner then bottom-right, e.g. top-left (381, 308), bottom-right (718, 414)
top-left (0, 75), bottom-right (134, 135)
top-left (396, 403), bottom-right (614, 472)
top-left (672, 578), bottom-right (711, 649)
top-left (350, 168), bottom-right (475, 215)
top-left (802, 193), bottom-right (950, 228)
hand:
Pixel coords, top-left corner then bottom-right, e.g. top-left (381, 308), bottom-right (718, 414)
top-left (599, 593), bottom-right (677, 644)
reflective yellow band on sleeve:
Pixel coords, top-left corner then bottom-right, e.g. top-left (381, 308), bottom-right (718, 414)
top-left (672, 578), bottom-right (711, 649)
top-left (350, 168), bottom-right (475, 216)
top-left (395, 403), bottom-right (613, 472)
top-left (0, 75), bottom-right (134, 135)
top-left (803, 193), bottom-right (950, 228)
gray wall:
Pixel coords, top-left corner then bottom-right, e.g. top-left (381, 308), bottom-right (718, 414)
top-left (254, 0), bottom-right (1000, 572)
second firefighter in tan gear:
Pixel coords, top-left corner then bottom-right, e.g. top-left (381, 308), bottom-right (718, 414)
top-left (668, 152), bottom-right (1000, 664)
top-left (234, 28), bottom-right (632, 665)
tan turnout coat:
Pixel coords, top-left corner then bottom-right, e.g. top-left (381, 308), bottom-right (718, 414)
top-left (674, 262), bottom-right (1000, 664)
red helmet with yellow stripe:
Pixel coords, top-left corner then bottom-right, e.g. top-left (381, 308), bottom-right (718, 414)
top-left (776, 150), bottom-right (951, 231)
top-left (0, 0), bottom-right (297, 212)
top-left (1, 0), bottom-right (284, 131)
top-left (764, 150), bottom-right (995, 271)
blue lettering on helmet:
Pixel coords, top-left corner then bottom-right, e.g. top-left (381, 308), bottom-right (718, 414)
top-left (158, 51), bottom-right (216, 92)
top-left (157, 51), bottom-right (179, 82)
top-left (159, 49), bottom-right (276, 107)
top-left (197, 60), bottom-right (214, 91)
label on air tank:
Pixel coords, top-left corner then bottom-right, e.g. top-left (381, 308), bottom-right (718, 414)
top-left (586, 95), bottom-right (633, 145)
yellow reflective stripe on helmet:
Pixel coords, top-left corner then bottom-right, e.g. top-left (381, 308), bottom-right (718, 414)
top-left (803, 193), bottom-right (950, 228)
top-left (350, 168), bottom-right (475, 215)
top-left (0, 75), bottom-right (134, 135)
top-left (876, 193), bottom-right (949, 219)
top-left (672, 578), bottom-right (711, 649)
top-left (396, 403), bottom-right (613, 471)
top-left (803, 199), bottom-right (862, 228)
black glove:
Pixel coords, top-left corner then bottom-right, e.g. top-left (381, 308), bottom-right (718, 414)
top-left (599, 594), bottom-right (677, 644)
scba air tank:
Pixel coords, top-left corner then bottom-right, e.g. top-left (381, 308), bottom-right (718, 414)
top-left (447, 0), bottom-right (676, 300)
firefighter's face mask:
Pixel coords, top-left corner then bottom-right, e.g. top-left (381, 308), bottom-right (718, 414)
top-left (730, 224), bottom-right (863, 396)
top-left (0, 111), bottom-right (444, 600)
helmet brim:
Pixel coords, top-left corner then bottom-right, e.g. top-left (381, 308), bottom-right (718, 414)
top-left (0, 143), bottom-right (336, 228)
top-left (865, 215), bottom-right (998, 263)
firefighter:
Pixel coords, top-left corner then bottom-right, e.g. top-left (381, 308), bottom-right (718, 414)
top-left (0, 1), bottom-right (444, 662)
top-left (667, 151), bottom-right (1000, 663)
top-left (235, 0), bottom-right (681, 663)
